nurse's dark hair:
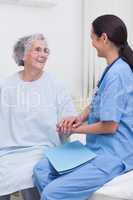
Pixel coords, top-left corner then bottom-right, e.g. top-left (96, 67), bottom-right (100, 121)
top-left (92, 14), bottom-right (133, 71)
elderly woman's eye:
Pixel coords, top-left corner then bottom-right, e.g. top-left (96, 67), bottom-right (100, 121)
top-left (35, 47), bottom-right (41, 52)
top-left (44, 48), bottom-right (50, 54)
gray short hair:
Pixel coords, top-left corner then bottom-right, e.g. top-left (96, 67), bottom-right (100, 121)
top-left (13, 33), bottom-right (47, 66)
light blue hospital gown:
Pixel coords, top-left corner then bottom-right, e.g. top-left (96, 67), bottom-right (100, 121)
top-left (0, 71), bottom-right (76, 196)
top-left (33, 58), bottom-right (133, 200)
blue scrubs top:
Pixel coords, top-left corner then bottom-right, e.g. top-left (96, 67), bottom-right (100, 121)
top-left (86, 58), bottom-right (133, 173)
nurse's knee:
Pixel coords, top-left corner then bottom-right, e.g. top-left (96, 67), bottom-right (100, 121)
top-left (34, 158), bottom-right (48, 174)
top-left (33, 158), bottom-right (47, 181)
top-left (33, 162), bottom-right (40, 179)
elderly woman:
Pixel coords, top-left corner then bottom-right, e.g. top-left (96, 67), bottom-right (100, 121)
top-left (0, 34), bottom-right (76, 200)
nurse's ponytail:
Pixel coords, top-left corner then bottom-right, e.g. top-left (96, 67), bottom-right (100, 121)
top-left (92, 14), bottom-right (133, 72)
top-left (119, 42), bottom-right (133, 71)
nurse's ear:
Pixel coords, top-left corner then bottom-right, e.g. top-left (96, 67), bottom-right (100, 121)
top-left (101, 33), bottom-right (108, 44)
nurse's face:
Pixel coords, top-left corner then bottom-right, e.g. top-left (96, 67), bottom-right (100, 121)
top-left (90, 28), bottom-right (106, 57)
top-left (23, 39), bottom-right (49, 71)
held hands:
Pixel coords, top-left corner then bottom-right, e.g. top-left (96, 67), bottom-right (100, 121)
top-left (56, 115), bottom-right (83, 136)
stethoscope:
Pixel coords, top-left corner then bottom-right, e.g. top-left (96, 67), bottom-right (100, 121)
top-left (90, 57), bottom-right (120, 108)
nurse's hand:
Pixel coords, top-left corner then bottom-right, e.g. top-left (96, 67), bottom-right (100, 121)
top-left (56, 116), bottom-right (82, 135)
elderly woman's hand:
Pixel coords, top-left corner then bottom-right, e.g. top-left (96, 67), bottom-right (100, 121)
top-left (56, 116), bottom-right (82, 135)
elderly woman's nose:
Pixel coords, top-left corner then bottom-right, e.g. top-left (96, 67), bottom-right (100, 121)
top-left (39, 50), bottom-right (47, 57)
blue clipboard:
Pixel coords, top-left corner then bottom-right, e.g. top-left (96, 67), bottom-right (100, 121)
top-left (45, 140), bottom-right (97, 174)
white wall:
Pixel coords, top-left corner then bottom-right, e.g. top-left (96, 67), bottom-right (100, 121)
top-left (0, 0), bottom-right (83, 98)
top-left (83, 0), bottom-right (133, 98)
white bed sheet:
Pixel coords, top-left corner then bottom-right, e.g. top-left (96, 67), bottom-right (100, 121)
top-left (90, 193), bottom-right (126, 200)
top-left (89, 170), bottom-right (133, 200)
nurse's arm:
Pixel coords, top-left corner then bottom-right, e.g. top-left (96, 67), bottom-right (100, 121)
top-left (71, 121), bottom-right (118, 134)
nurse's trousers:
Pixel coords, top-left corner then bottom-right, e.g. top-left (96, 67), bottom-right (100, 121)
top-left (33, 157), bottom-right (123, 200)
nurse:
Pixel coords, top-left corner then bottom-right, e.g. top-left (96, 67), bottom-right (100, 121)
top-left (33, 15), bottom-right (133, 200)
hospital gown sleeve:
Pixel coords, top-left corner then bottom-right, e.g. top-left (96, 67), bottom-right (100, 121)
top-left (56, 85), bottom-right (77, 122)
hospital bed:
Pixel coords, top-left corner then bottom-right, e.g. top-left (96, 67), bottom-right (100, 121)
top-left (90, 169), bottom-right (133, 200)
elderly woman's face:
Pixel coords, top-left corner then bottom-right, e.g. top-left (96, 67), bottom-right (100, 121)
top-left (23, 39), bottom-right (49, 70)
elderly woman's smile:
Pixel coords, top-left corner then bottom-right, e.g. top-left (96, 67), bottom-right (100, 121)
top-left (24, 40), bottom-right (49, 70)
